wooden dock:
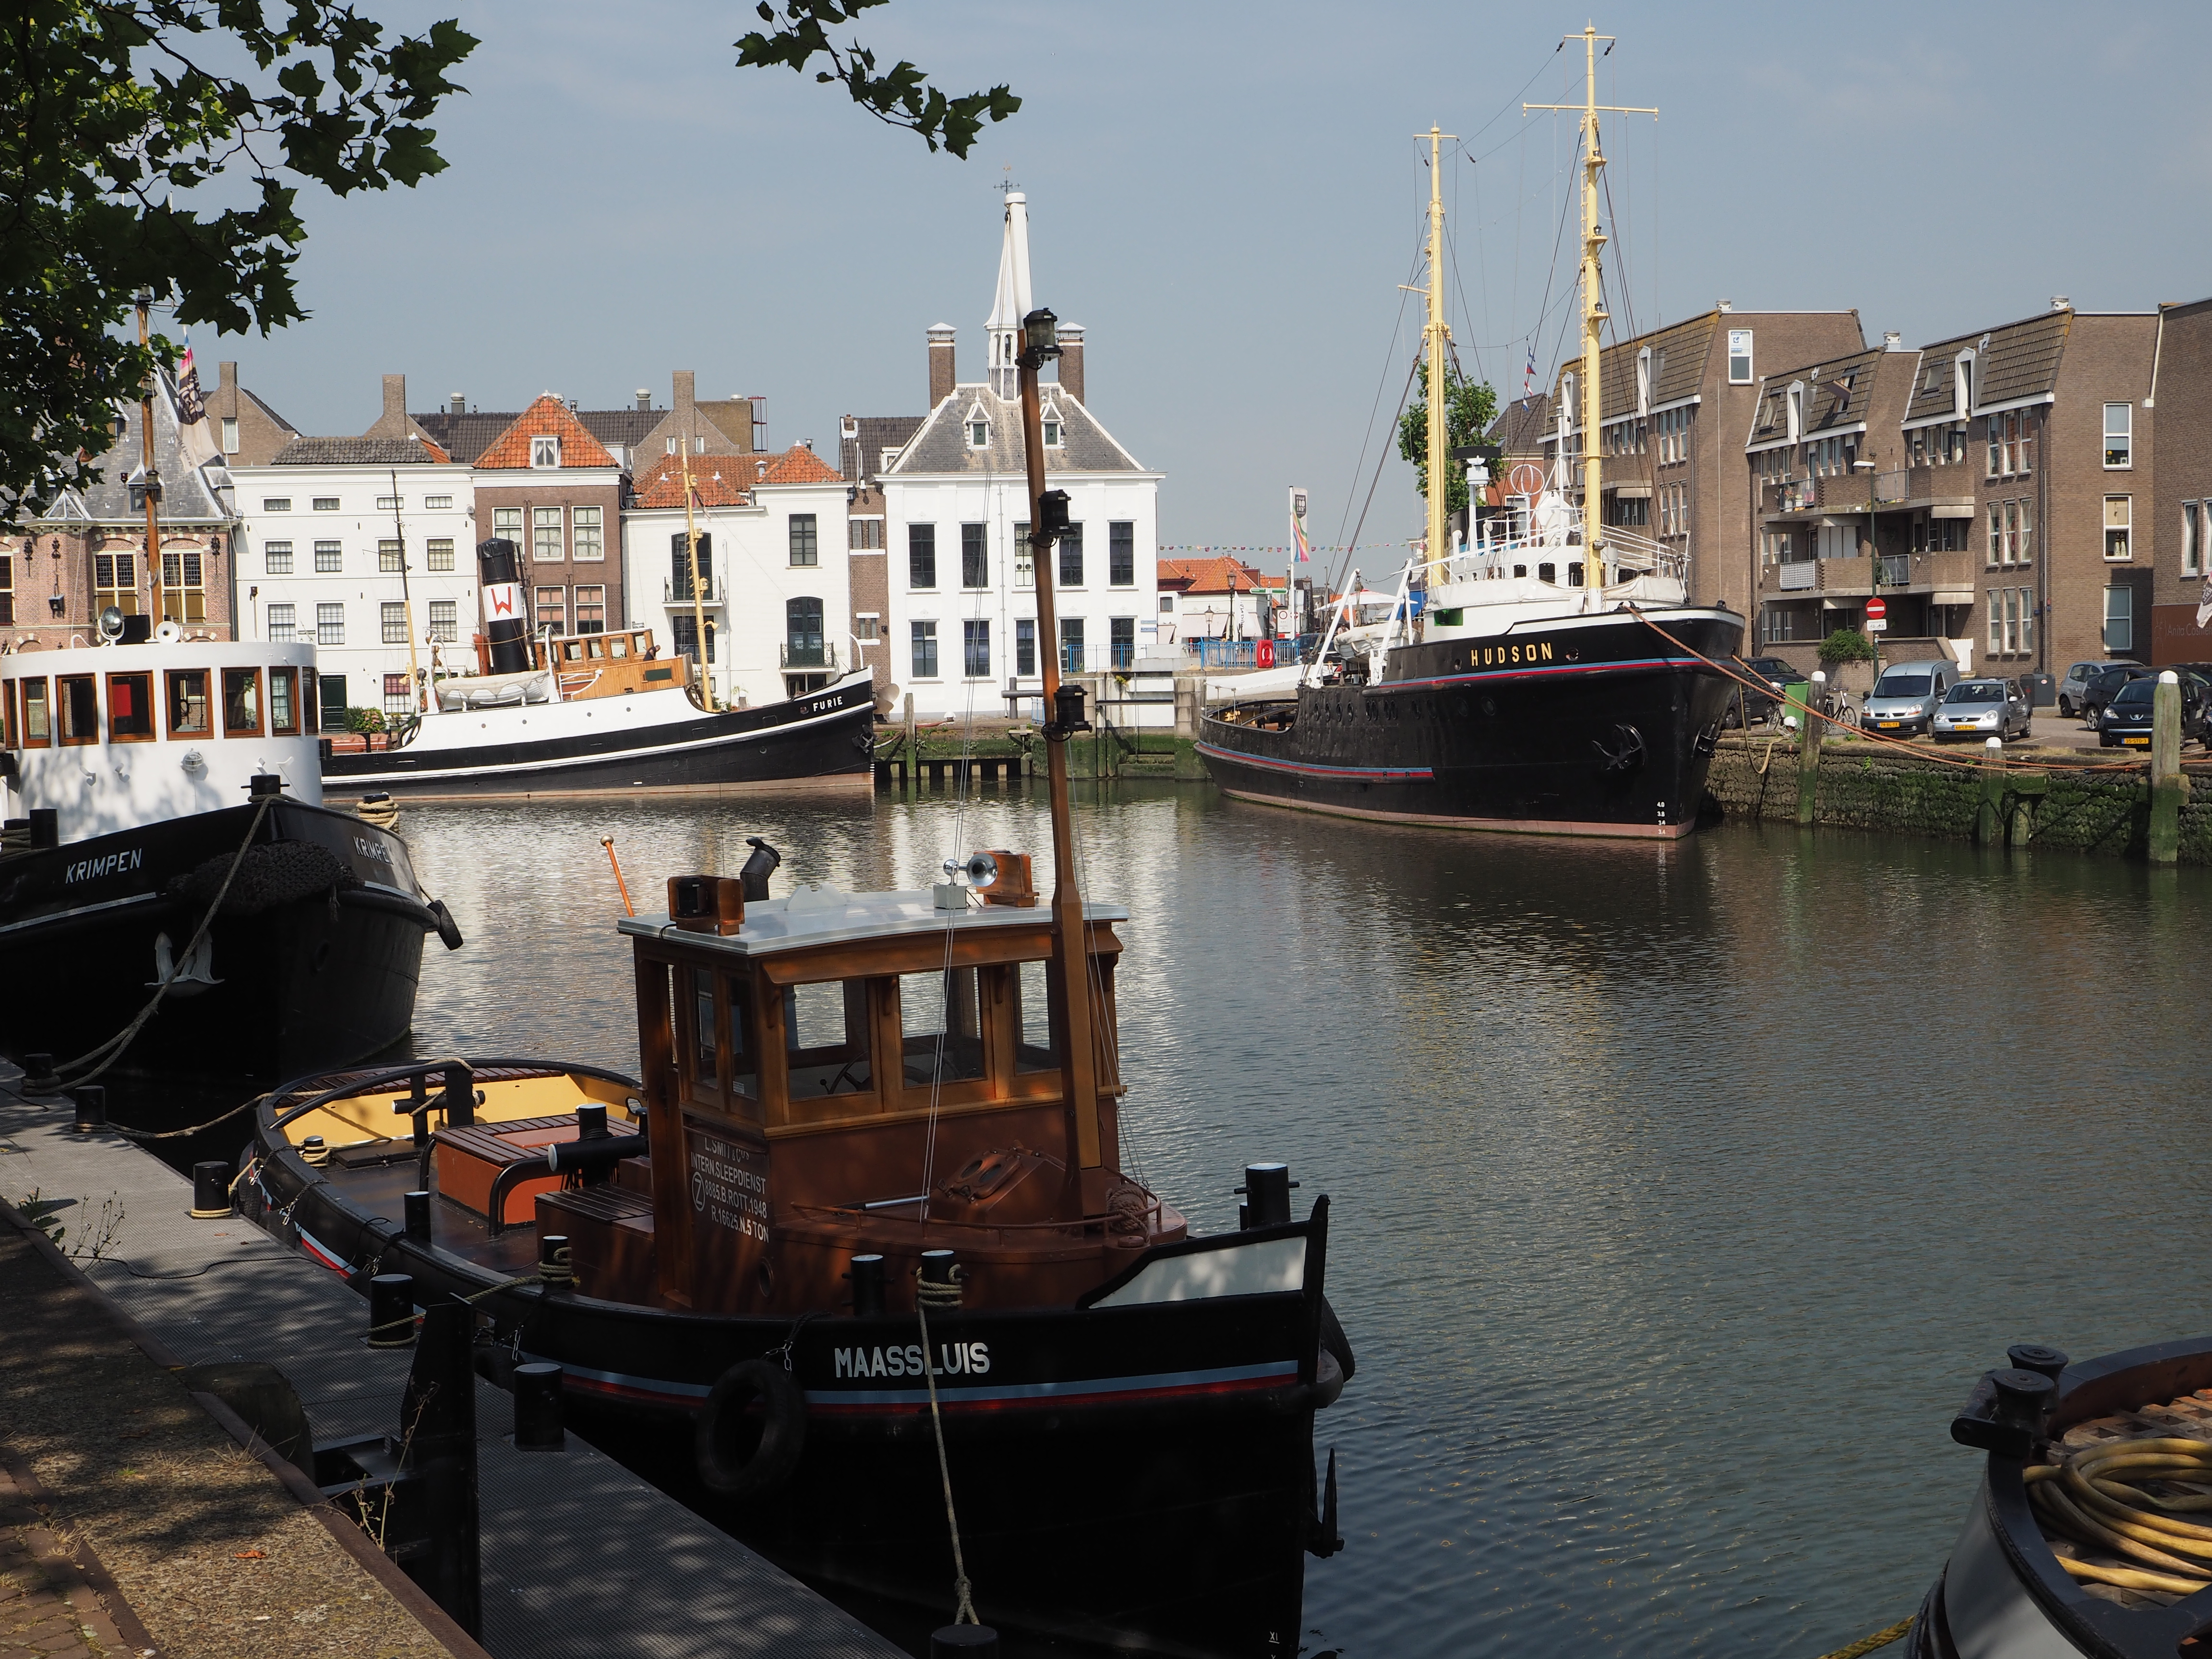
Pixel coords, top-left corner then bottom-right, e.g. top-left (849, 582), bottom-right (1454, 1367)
top-left (0, 1074), bottom-right (903, 1659)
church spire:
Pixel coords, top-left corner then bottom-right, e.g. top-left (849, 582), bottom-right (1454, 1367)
top-left (986, 188), bottom-right (1032, 399)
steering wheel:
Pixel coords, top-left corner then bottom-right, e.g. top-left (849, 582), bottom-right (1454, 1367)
top-left (823, 1060), bottom-right (865, 1095)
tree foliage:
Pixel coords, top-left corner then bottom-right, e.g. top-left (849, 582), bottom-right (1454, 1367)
top-left (1396, 361), bottom-right (1497, 520)
top-left (1, 1), bottom-right (475, 513)
top-left (737, 0), bottom-right (1019, 158)
top-left (1818, 628), bottom-right (1876, 665)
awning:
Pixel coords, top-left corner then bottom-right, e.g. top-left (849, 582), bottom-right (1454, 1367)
top-left (1607, 482), bottom-right (1652, 499)
top-left (1930, 590), bottom-right (1976, 606)
top-left (1930, 503), bottom-right (1976, 519)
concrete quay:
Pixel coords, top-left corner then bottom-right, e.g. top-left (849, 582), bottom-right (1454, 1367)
top-left (0, 1073), bottom-right (903, 1659)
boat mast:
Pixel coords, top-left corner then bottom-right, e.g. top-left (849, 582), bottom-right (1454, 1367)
top-left (1421, 125), bottom-right (1454, 589)
top-left (135, 289), bottom-right (166, 628)
top-left (391, 468), bottom-right (423, 710)
top-left (1528, 27), bottom-right (1655, 591)
top-left (679, 442), bottom-right (714, 710)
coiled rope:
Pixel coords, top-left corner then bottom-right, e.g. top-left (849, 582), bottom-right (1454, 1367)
top-left (2025, 1437), bottom-right (2212, 1595)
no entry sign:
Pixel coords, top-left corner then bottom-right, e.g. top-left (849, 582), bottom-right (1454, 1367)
top-left (1865, 596), bottom-right (1887, 632)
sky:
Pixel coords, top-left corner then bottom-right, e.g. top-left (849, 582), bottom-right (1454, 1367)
top-left (201, 0), bottom-right (2212, 555)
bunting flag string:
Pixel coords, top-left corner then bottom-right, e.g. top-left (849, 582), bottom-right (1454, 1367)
top-left (1158, 541), bottom-right (1421, 554)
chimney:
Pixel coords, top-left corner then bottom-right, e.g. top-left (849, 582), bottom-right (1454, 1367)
top-left (1715, 299), bottom-right (1733, 314)
top-left (1882, 331), bottom-right (1902, 352)
top-left (673, 370), bottom-right (696, 417)
top-left (2051, 295), bottom-right (2071, 312)
top-left (1058, 323), bottom-right (1086, 404)
top-left (636, 388), bottom-right (651, 411)
top-left (382, 373), bottom-right (407, 425)
top-left (219, 361), bottom-right (237, 392)
top-left (928, 325), bottom-right (956, 409)
top-left (449, 392), bottom-right (465, 415)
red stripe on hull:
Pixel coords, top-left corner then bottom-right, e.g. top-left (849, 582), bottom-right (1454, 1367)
top-left (1217, 787), bottom-right (1698, 840)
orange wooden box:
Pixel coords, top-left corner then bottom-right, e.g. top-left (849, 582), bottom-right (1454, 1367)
top-left (433, 1116), bottom-right (580, 1226)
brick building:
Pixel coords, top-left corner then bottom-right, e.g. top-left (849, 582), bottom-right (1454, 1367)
top-left (838, 413), bottom-right (924, 694)
top-left (2148, 298), bottom-right (2212, 665)
top-left (469, 396), bottom-right (626, 637)
top-left (205, 361), bottom-right (300, 466)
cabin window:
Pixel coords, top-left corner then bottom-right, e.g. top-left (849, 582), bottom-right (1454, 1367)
top-left (0, 681), bottom-right (12, 747)
top-left (301, 668), bottom-right (318, 735)
top-left (106, 673), bottom-right (155, 741)
top-left (269, 668), bottom-right (299, 735)
top-left (20, 679), bottom-right (48, 747)
top-left (782, 980), bottom-right (873, 1098)
top-left (223, 668), bottom-right (262, 736)
top-left (59, 675), bottom-right (98, 745)
top-left (691, 967), bottom-right (718, 1092)
top-left (608, 633), bottom-right (629, 659)
top-left (678, 966), bottom-right (757, 1113)
top-left (1012, 959), bottom-right (1057, 1074)
top-left (167, 670), bottom-right (212, 736)
top-left (898, 969), bottom-right (987, 1085)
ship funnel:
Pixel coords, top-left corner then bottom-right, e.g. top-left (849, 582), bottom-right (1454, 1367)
top-left (476, 538), bottom-right (532, 674)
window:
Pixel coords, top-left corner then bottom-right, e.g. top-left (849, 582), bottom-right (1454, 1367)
top-left (855, 613), bottom-right (879, 641)
top-left (1159, 593), bottom-right (1175, 613)
top-left (376, 494), bottom-right (401, 511)
top-left (535, 588), bottom-right (565, 634)
top-left (0, 550), bottom-right (10, 627)
top-left (957, 617), bottom-right (990, 678)
top-left (2104, 495), bottom-right (2132, 561)
top-left (786, 597), bottom-right (825, 667)
top-left (1987, 503), bottom-right (2001, 567)
top-left (1061, 616), bottom-right (1084, 673)
top-left (2187, 503), bottom-right (2203, 578)
top-left (1110, 616), bottom-right (1135, 669)
top-left (2004, 589), bottom-right (2021, 655)
top-left (2018, 499), bottom-right (2033, 565)
top-left (1988, 591), bottom-right (2003, 657)
top-left (94, 550), bottom-right (138, 615)
top-left (314, 540), bottom-right (341, 573)
top-left (270, 668), bottom-right (299, 734)
top-left (425, 494), bottom-right (452, 511)
top-left (909, 523), bottom-right (937, 589)
top-left (267, 602), bottom-right (295, 642)
top-left (572, 505), bottom-right (603, 563)
top-left (379, 539), bottom-right (404, 573)
top-left (968, 418), bottom-right (989, 448)
top-left (428, 599), bottom-right (457, 642)
top-left (382, 601), bottom-right (410, 644)
top-left (264, 540), bottom-right (293, 574)
top-left (2002, 502), bottom-right (2018, 566)
top-left (1059, 522), bottom-right (1084, 589)
top-left (1042, 417), bottom-right (1063, 446)
top-left (316, 603), bottom-right (345, 645)
top-left (384, 673), bottom-right (412, 718)
top-left (426, 538), bottom-right (455, 572)
top-left (261, 496), bottom-right (290, 513)
top-left (961, 522), bottom-right (988, 588)
top-left (2019, 418), bottom-right (2035, 475)
top-left (222, 668), bottom-right (261, 735)
top-left (849, 517), bottom-right (885, 551)
top-left (59, 675), bottom-right (98, 744)
top-left (2104, 585), bottom-right (2133, 652)
top-left (670, 531), bottom-right (711, 599)
top-left (671, 614), bottom-right (715, 664)
top-left (107, 672), bottom-right (154, 740)
top-left (2019, 588), bottom-right (2036, 656)
top-left (530, 435), bottom-right (561, 469)
top-left (533, 506), bottom-right (563, 561)
top-left (574, 586), bottom-right (603, 633)
top-left (20, 678), bottom-right (48, 746)
top-left (1016, 618), bottom-right (1036, 677)
top-left (1110, 521), bottom-right (1134, 586)
top-left (1987, 419), bottom-right (2002, 478)
top-left (494, 506), bottom-right (523, 549)
top-left (2104, 403), bottom-right (2133, 468)
top-left (911, 619), bottom-right (939, 679)
top-left (313, 496), bottom-right (339, 512)
top-left (1656, 406), bottom-right (1690, 465)
top-left (1728, 328), bottom-right (1754, 384)
top-left (1014, 522), bottom-right (1033, 588)
top-left (789, 513), bottom-right (818, 567)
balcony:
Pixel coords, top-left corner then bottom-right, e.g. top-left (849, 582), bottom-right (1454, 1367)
top-left (1776, 560), bottom-right (1816, 591)
top-left (779, 640), bottom-right (839, 671)
top-left (665, 576), bottom-right (725, 605)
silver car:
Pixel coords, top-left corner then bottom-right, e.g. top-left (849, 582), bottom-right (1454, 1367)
top-left (1863, 660), bottom-right (1959, 737)
top-left (1934, 677), bottom-right (2032, 743)
top-left (2056, 661), bottom-right (2108, 718)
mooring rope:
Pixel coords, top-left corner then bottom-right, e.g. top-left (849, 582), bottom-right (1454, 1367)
top-left (1812, 1617), bottom-right (1912, 1659)
top-left (914, 1273), bottom-right (979, 1625)
top-left (2025, 1436), bottom-right (2212, 1594)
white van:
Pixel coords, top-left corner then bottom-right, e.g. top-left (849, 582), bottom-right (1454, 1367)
top-left (1863, 660), bottom-right (1958, 737)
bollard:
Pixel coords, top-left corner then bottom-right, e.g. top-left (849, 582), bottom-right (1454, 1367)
top-left (1978, 736), bottom-right (2005, 845)
top-left (368, 1273), bottom-right (417, 1349)
top-left (71, 1085), bottom-right (105, 1133)
top-left (512, 1362), bottom-right (565, 1451)
top-left (918, 1248), bottom-right (962, 1308)
top-left (929, 1626), bottom-right (1000, 1658)
top-left (848, 1252), bottom-right (886, 1316)
top-left (1795, 673), bottom-right (1824, 826)
top-left (401, 1300), bottom-right (482, 1638)
top-left (538, 1234), bottom-right (572, 1289)
top-left (1238, 1162), bottom-right (1297, 1229)
top-left (404, 1190), bottom-right (433, 1244)
top-left (2007, 1343), bottom-right (2070, 1382)
top-left (189, 1160), bottom-right (233, 1218)
top-left (441, 1064), bottom-right (476, 1129)
top-left (576, 1102), bottom-right (609, 1139)
top-left (2150, 670), bottom-right (2183, 865)
top-left (22, 1053), bottom-right (57, 1092)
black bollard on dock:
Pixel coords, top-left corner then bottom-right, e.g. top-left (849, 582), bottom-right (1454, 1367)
top-left (929, 1624), bottom-right (1000, 1658)
top-left (400, 1299), bottom-right (483, 1639)
top-left (368, 1273), bottom-right (417, 1349)
top-left (1236, 1161), bottom-right (1298, 1229)
top-left (22, 1053), bottom-right (57, 1093)
top-left (512, 1362), bottom-right (565, 1451)
top-left (404, 1189), bottom-right (433, 1243)
top-left (848, 1252), bottom-right (886, 1316)
top-left (71, 1085), bottom-right (105, 1134)
top-left (189, 1160), bottom-right (233, 1218)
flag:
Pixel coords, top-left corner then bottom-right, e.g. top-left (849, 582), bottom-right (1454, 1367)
top-left (174, 332), bottom-right (222, 470)
top-left (2197, 575), bottom-right (2212, 630)
top-left (1289, 486), bottom-right (1311, 563)
top-left (1523, 343), bottom-right (1537, 398)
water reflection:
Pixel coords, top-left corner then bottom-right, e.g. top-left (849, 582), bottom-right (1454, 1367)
top-left (353, 789), bottom-right (2212, 1654)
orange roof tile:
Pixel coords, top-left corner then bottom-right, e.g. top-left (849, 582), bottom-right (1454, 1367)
top-left (630, 451), bottom-right (751, 509)
top-left (1156, 556), bottom-right (1270, 593)
top-left (473, 395), bottom-right (618, 469)
top-left (757, 444), bottom-right (844, 485)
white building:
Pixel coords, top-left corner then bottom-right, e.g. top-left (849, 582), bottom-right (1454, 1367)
top-left (230, 438), bottom-right (477, 723)
top-left (879, 192), bottom-right (1161, 719)
top-left (619, 444), bottom-right (853, 710)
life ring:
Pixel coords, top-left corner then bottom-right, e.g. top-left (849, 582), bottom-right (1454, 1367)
top-left (1256, 639), bottom-right (1275, 670)
top-left (695, 1358), bottom-right (806, 1498)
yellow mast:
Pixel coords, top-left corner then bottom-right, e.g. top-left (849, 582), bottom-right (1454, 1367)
top-left (679, 442), bottom-right (713, 710)
top-left (1421, 124), bottom-right (1455, 587)
top-left (1528, 26), bottom-right (1656, 591)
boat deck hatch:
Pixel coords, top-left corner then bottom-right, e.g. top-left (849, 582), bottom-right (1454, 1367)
top-left (434, 1115), bottom-right (581, 1226)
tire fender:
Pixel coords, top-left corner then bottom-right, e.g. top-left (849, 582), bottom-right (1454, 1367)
top-left (1319, 1295), bottom-right (1356, 1383)
top-left (695, 1358), bottom-right (806, 1498)
top-left (428, 898), bottom-right (465, 952)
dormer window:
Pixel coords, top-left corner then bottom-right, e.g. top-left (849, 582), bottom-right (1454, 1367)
top-left (1042, 418), bottom-right (1062, 447)
top-left (968, 418), bottom-right (990, 448)
top-left (1635, 347), bottom-right (1652, 416)
top-left (531, 435), bottom-right (560, 469)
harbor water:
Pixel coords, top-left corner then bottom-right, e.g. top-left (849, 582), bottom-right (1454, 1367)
top-left (127, 781), bottom-right (2212, 1655)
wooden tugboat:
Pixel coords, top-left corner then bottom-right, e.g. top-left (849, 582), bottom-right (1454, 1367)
top-left (245, 309), bottom-right (1350, 1656)
top-left (1910, 1337), bottom-right (2212, 1659)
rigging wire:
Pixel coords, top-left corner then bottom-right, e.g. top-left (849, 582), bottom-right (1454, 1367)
top-left (1329, 214), bottom-right (1428, 555)
top-left (1324, 359), bottom-right (1421, 605)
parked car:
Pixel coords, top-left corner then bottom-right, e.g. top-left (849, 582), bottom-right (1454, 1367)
top-left (2080, 664), bottom-right (2155, 726)
top-left (1862, 660), bottom-right (1958, 737)
top-left (2098, 672), bottom-right (2212, 749)
top-left (1721, 656), bottom-right (1799, 726)
top-left (1933, 678), bottom-right (2032, 743)
top-left (2055, 661), bottom-right (2108, 718)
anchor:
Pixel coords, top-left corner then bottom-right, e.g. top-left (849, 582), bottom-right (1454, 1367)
top-left (1592, 722), bottom-right (1646, 773)
top-left (148, 929), bottom-right (220, 995)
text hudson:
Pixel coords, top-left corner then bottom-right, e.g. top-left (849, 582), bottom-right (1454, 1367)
top-left (66, 847), bottom-right (144, 884)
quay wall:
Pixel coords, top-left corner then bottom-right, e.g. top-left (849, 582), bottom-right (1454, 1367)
top-left (1704, 735), bottom-right (2212, 862)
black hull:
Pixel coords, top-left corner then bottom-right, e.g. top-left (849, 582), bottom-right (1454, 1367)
top-left (1199, 608), bottom-right (1745, 839)
top-left (325, 677), bottom-right (879, 799)
top-left (246, 1109), bottom-right (1338, 1659)
top-left (0, 803), bottom-right (434, 1080)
